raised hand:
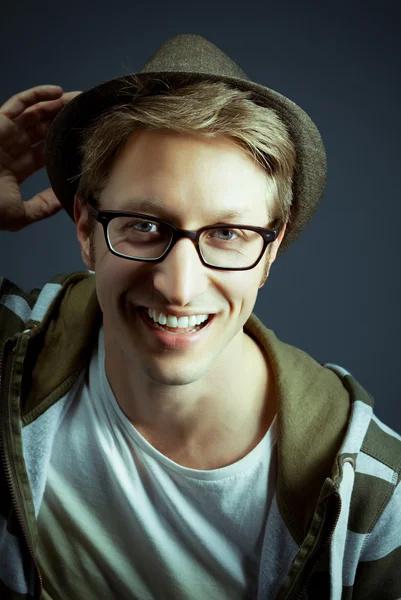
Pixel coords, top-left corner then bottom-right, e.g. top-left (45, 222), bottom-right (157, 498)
top-left (0, 85), bottom-right (81, 231)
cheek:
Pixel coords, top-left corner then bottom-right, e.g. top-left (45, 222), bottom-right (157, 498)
top-left (226, 272), bottom-right (262, 308)
top-left (94, 258), bottom-right (129, 313)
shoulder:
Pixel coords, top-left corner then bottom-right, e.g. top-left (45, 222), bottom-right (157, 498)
top-left (0, 276), bottom-right (42, 342)
top-left (0, 271), bottom-right (93, 343)
top-left (352, 412), bottom-right (401, 532)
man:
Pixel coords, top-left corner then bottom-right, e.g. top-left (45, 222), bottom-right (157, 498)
top-left (0, 34), bottom-right (400, 600)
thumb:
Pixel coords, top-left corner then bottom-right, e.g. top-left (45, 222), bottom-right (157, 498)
top-left (24, 187), bottom-right (64, 224)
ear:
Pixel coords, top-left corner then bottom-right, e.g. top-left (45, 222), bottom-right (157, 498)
top-left (74, 195), bottom-right (95, 271)
top-left (269, 220), bottom-right (288, 263)
top-left (258, 220), bottom-right (288, 289)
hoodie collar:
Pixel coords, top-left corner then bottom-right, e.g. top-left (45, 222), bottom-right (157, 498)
top-left (245, 312), bottom-right (351, 542)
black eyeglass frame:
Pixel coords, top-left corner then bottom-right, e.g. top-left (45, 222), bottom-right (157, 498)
top-left (87, 201), bottom-right (283, 271)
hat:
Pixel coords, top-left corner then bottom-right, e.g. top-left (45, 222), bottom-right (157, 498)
top-left (45, 34), bottom-right (327, 256)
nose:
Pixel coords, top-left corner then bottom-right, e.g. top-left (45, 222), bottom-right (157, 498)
top-left (152, 237), bottom-right (209, 306)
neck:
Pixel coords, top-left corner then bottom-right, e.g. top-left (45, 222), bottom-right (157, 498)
top-left (104, 327), bottom-right (274, 468)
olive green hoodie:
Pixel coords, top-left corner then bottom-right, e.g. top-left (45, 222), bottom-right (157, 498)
top-left (1, 271), bottom-right (400, 599)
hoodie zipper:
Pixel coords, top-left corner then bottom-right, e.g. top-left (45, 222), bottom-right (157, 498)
top-left (279, 490), bottom-right (342, 600)
top-left (0, 337), bottom-right (43, 599)
top-left (291, 492), bottom-right (342, 599)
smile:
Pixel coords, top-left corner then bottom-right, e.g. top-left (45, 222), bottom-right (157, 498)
top-left (137, 307), bottom-right (215, 348)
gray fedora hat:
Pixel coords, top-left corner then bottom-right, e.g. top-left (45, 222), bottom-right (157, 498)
top-left (45, 33), bottom-right (327, 256)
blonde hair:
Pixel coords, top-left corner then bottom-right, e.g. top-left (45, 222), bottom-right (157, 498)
top-left (75, 76), bottom-right (296, 270)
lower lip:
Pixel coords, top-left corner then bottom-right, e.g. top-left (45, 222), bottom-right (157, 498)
top-left (138, 308), bottom-right (214, 349)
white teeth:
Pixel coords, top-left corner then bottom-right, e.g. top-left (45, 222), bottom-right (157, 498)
top-left (147, 308), bottom-right (210, 328)
top-left (166, 315), bottom-right (178, 327)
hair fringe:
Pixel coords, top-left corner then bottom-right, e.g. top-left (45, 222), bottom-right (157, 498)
top-left (76, 79), bottom-right (296, 234)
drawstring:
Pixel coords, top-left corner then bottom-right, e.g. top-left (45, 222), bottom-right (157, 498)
top-left (330, 458), bottom-right (356, 599)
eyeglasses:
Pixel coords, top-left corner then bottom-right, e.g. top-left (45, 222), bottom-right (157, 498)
top-left (87, 201), bottom-right (283, 271)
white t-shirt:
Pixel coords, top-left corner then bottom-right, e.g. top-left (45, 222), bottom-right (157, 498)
top-left (36, 325), bottom-right (278, 600)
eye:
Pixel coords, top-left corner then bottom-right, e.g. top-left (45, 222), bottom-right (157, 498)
top-left (116, 218), bottom-right (160, 234)
top-left (207, 228), bottom-right (249, 242)
top-left (212, 229), bottom-right (237, 241)
top-left (131, 221), bottom-right (158, 233)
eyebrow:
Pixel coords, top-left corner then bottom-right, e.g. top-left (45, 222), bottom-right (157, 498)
top-left (118, 197), bottom-right (253, 222)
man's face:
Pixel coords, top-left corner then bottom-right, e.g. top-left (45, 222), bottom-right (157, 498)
top-left (75, 129), bottom-right (286, 387)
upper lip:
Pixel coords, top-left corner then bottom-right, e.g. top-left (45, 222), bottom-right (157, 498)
top-left (139, 306), bottom-right (215, 317)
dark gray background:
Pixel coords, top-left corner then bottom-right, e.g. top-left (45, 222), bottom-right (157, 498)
top-left (1, 0), bottom-right (400, 432)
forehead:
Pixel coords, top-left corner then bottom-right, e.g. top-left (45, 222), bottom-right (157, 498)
top-left (101, 129), bottom-right (273, 221)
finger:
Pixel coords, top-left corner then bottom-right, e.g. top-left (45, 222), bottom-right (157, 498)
top-left (0, 114), bottom-right (34, 159)
top-left (61, 90), bottom-right (82, 103)
top-left (9, 119), bottom-right (52, 151)
top-left (5, 118), bottom-right (57, 158)
top-left (24, 188), bottom-right (64, 225)
top-left (26, 120), bottom-right (52, 145)
top-left (0, 130), bottom-right (31, 169)
top-left (0, 112), bottom-right (30, 147)
top-left (0, 85), bottom-right (64, 120)
top-left (6, 140), bottom-right (46, 185)
top-left (14, 91), bottom-right (82, 129)
top-left (1, 108), bottom-right (71, 165)
top-left (7, 120), bottom-right (50, 153)
top-left (0, 91), bottom-right (82, 160)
